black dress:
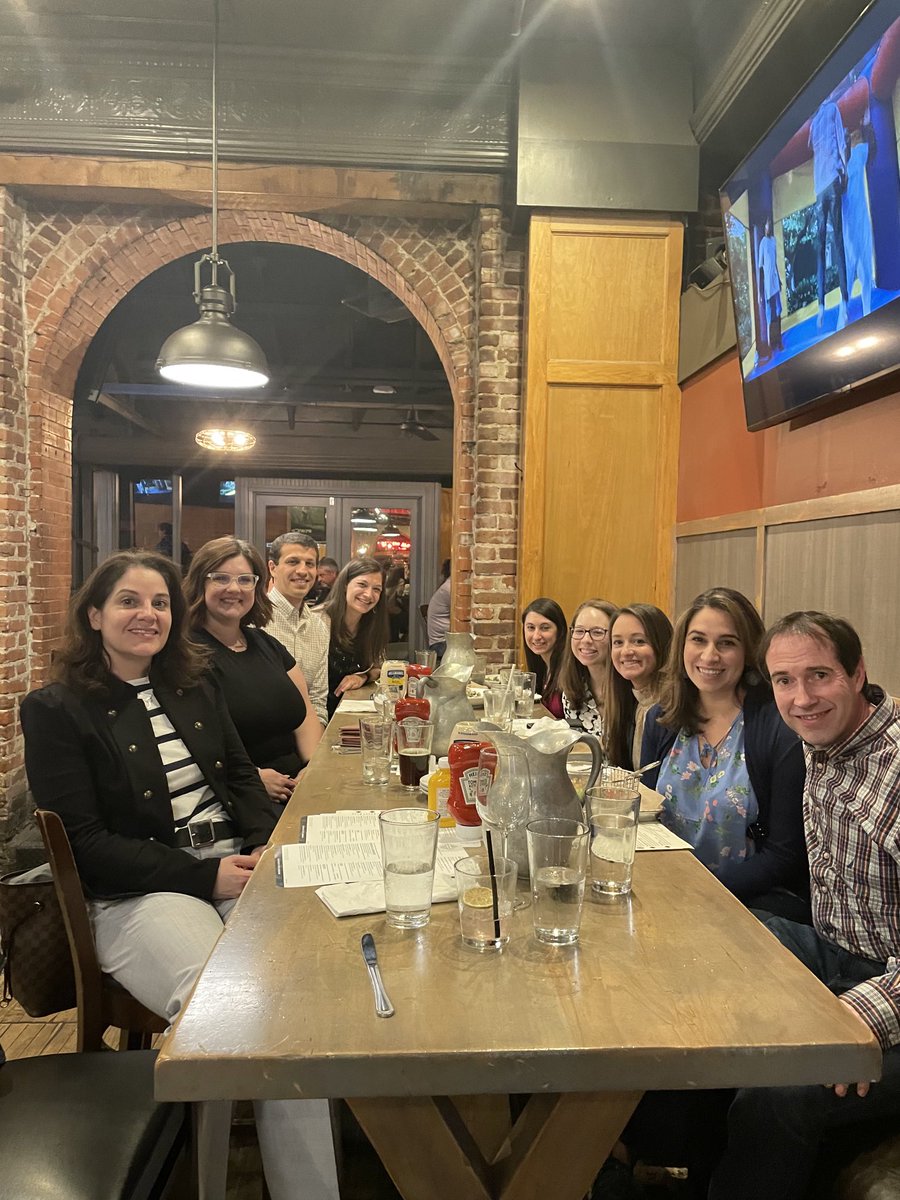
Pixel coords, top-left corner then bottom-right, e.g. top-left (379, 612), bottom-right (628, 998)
top-left (327, 638), bottom-right (367, 719)
top-left (196, 627), bottom-right (307, 775)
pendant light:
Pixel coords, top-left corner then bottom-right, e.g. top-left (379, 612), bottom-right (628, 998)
top-left (194, 427), bottom-right (257, 451)
top-left (156, 0), bottom-right (269, 389)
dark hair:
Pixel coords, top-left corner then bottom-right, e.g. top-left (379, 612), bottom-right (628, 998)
top-left (322, 557), bottom-right (389, 669)
top-left (183, 537), bottom-right (272, 631)
top-left (604, 605), bottom-right (673, 768)
top-left (53, 551), bottom-right (210, 694)
top-left (759, 610), bottom-right (869, 688)
top-left (657, 587), bottom-right (765, 736)
top-left (521, 598), bottom-right (568, 698)
top-left (268, 531), bottom-right (319, 565)
top-left (440, 559), bottom-right (451, 581)
top-left (559, 598), bottom-right (618, 710)
top-left (318, 557), bottom-right (339, 572)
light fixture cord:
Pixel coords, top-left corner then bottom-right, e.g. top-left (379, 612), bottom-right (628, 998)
top-left (210, 0), bottom-right (219, 282)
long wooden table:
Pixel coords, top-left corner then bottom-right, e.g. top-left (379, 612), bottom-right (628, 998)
top-left (156, 707), bottom-right (881, 1200)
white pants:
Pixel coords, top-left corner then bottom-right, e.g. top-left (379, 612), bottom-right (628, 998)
top-left (91, 843), bottom-right (340, 1200)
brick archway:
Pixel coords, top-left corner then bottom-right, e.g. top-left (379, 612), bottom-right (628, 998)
top-left (24, 208), bottom-right (477, 681)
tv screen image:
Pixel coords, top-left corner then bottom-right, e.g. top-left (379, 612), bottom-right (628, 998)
top-left (720, 3), bottom-right (900, 429)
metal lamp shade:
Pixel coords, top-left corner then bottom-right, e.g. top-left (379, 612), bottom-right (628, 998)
top-left (156, 289), bottom-right (269, 389)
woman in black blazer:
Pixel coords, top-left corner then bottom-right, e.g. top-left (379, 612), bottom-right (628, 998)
top-left (20, 550), bottom-right (338, 1200)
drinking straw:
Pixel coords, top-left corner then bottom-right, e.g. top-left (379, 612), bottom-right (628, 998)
top-left (484, 828), bottom-right (502, 940)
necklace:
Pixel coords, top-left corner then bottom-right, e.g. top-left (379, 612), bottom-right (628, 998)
top-left (228, 633), bottom-right (247, 653)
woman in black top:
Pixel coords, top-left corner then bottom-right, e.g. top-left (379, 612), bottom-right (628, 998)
top-left (320, 557), bottom-right (390, 717)
top-left (184, 537), bottom-right (322, 803)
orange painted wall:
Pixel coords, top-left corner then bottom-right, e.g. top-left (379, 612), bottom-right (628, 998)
top-left (678, 351), bottom-right (900, 521)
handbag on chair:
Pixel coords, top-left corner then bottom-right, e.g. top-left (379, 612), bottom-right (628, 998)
top-left (0, 863), bottom-right (77, 1017)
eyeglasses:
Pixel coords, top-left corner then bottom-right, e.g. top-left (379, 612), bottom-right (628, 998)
top-left (570, 627), bottom-right (608, 641)
top-left (206, 572), bottom-right (259, 590)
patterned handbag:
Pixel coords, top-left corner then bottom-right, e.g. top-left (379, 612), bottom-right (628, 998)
top-left (0, 865), bottom-right (76, 1017)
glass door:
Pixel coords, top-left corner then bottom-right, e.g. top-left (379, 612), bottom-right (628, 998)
top-left (239, 479), bottom-right (440, 656)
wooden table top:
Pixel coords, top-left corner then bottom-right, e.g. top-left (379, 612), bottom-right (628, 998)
top-left (155, 706), bottom-right (880, 1102)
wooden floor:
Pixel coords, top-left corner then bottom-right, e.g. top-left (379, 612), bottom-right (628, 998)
top-left (0, 999), bottom-right (88, 1057)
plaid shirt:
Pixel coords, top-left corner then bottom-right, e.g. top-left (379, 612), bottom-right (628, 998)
top-left (804, 689), bottom-right (900, 1048)
top-left (262, 589), bottom-right (329, 726)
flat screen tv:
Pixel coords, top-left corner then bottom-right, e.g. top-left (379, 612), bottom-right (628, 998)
top-left (720, 1), bottom-right (900, 431)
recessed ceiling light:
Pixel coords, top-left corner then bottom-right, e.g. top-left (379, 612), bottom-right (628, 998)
top-left (372, 384), bottom-right (396, 395)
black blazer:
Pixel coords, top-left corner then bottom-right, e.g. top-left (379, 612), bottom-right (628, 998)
top-left (641, 685), bottom-right (809, 904)
top-left (20, 670), bottom-right (280, 901)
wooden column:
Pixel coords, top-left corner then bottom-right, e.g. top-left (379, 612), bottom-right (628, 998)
top-left (518, 213), bottom-right (683, 620)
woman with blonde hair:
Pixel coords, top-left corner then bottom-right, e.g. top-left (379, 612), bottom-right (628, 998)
top-left (559, 598), bottom-right (617, 736)
top-left (604, 604), bottom-right (673, 770)
top-left (642, 586), bottom-right (807, 914)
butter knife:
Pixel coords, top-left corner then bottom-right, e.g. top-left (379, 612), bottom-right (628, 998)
top-left (360, 932), bottom-right (394, 1018)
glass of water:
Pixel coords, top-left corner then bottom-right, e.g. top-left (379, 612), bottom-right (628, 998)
top-left (526, 817), bottom-right (589, 945)
top-left (454, 854), bottom-right (517, 951)
top-left (585, 770), bottom-right (641, 896)
top-left (360, 718), bottom-right (391, 786)
top-left (378, 808), bottom-right (441, 929)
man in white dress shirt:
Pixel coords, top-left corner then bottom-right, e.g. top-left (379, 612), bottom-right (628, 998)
top-left (263, 532), bottom-right (329, 726)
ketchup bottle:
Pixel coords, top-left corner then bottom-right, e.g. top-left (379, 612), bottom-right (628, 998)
top-left (448, 740), bottom-right (491, 841)
top-left (405, 664), bottom-right (433, 699)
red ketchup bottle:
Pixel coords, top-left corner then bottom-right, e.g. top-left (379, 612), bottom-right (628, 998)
top-left (448, 740), bottom-right (491, 843)
top-left (405, 664), bottom-right (433, 699)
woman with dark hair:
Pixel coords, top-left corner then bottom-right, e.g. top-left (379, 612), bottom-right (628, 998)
top-left (560, 598), bottom-right (617, 736)
top-left (604, 604), bottom-right (673, 770)
top-left (184, 537), bottom-right (322, 803)
top-left (19, 551), bottom-right (339, 1198)
top-left (642, 586), bottom-right (808, 914)
top-left (522, 597), bottom-right (568, 719)
top-left (320, 557), bottom-right (389, 717)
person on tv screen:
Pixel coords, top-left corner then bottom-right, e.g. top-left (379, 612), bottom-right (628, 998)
top-left (808, 95), bottom-right (850, 331)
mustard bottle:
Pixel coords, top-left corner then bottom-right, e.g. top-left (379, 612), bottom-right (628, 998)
top-left (427, 757), bottom-right (454, 827)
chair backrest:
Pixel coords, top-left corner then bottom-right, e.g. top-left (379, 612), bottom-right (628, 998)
top-left (35, 809), bottom-right (165, 1051)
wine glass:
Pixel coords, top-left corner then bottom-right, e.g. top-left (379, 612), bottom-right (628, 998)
top-left (475, 745), bottom-right (532, 908)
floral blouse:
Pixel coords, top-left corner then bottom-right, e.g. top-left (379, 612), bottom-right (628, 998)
top-left (657, 713), bottom-right (759, 870)
top-left (562, 691), bottom-right (603, 738)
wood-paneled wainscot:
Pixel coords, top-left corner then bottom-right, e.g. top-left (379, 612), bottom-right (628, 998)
top-left (518, 214), bottom-right (683, 625)
top-left (673, 485), bottom-right (900, 695)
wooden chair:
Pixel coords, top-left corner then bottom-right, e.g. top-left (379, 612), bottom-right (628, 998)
top-left (35, 809), bottom-right (167, 1052)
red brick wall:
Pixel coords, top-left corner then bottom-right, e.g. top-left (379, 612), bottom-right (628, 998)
top-left (0, 197), bottom-right (526, 836)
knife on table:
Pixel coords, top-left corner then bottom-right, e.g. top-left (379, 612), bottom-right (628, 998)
top-left (361, 932), bottom-right (395, 1018)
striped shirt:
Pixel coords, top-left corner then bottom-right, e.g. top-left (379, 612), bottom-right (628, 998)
top-left (130, 679), bottom-right (228, 833)
top-left (263, 589), bottom-right (329, 725)
top-left (804, 689), bottom-right (900, 1048)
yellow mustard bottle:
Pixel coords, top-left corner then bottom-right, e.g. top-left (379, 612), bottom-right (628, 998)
top-left (427, 757), bottom-right (454, 827)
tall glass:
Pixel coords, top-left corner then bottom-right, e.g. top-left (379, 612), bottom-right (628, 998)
top-left (483, 683), bottom-right (514, 730)
top-left (586, 768), bottom-right (641, 895)
top-left (396, 718), bottom-right (434, 791)
top-left (526, 817), bottom-right (589, 945)
top-left (379, 808), bottom-right (440, 929)
top-left (359, 718), bottom-right (391, 786)
top-left (475, 746), bottom-right (531, 909)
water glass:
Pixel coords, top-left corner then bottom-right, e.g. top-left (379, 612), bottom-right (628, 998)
top-left (526, 817), bottom-right (589, 945)
top-left (396, 718), bottom-right (434, 791)
top-left (483, 683), bottom-right (514, 730)
top-left (454, 854), bottom-right (517, 951)
top-left (378, 808), bottom-right (440, 929)
top-left (513, 670), bottom-right (537, 719)
top-left (586, 770), bottom-right (641, 896)
top-left (565, 753), bottom-right (593, 801)
top-left (415, 649), bottom-right (438, 669)
top-left (360, 718), bottom-right (391, 786)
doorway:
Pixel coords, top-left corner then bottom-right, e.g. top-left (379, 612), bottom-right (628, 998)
top-left (237, 478), bottom-right (442, 658)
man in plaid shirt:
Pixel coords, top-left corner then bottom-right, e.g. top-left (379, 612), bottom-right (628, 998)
top-left (710, 611), bottom-right (900, 1198)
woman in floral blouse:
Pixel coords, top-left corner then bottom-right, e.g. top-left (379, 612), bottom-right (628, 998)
top-left (641, 587), bottom-right (809, 919)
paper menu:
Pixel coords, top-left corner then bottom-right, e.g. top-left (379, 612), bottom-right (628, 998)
top-left (636, 824), bottom-right (692, 851)
top-left (277, 810), bottom-right (468, 888)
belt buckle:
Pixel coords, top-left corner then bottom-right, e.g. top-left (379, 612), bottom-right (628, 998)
top-left (188, 819), bottom-right (216, 848)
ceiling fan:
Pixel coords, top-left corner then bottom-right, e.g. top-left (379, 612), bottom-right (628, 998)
top-left (399, 408), bottom-right (438, 441)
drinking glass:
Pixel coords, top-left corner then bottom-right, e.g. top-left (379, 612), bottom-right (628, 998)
top-left (396, 718), bottom-right (434, 791)
top-left (378, 808), bottom-right (440, 928)
top-left (415, 649), bottom-right (437, 669)
top-left (483, 683), bottom-right (514, 730)
top-left (526, 817), bottom-right (590, 945)
top-left (475, 746), bottom-right (531, 908)
top-left (513, 670), bottom-right (537, 719)
top-left (586, 769), bottom-right (641, 895)
top-left (454, 854), bottom-right (517, 951)
top-left (359, 718), bottom-right (390, 786)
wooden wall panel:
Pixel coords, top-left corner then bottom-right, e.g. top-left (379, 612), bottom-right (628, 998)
top-left (764, 512), bottom-right (900, 695)
top-left (519, 214), bottom-right (683, 625)
top-left (674, 530), bottom-right (757, 616)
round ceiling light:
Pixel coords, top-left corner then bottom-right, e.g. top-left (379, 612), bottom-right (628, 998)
top-left (194, 427), bottom-right (257, 451)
